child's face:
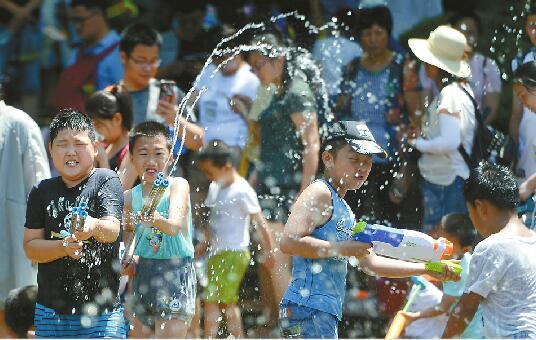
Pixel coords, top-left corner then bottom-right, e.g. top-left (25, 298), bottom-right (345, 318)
top-left (131, 135), bottom-right (170, 183)
top-left (199, 160), bottom-right (229, 183)
top-left (49, 129), bottom-right (96, 184)
top-left (513, 83), bottom-right (536, 113)
top-left (438, 222), bottom-right (465, 259)
top-left (92, 115), bottom-right (122, 144)
top-left (526, 15), bottom-right (536, 46)
top-left (325, 145), bottom-right (372, 191)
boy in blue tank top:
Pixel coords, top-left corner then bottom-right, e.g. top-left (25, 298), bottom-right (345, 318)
top-left (121, 122), bottom-right (196, 338)
top-left (279, 121), bottom-right (460, 338)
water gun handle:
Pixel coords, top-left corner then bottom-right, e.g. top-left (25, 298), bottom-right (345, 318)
top-left (424, 259), bottom-right (462, 275)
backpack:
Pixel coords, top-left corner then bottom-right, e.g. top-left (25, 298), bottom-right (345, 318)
top-left (457, 85), bottom-right (516, 169)
top-left (49, 42), bottom-right (120, 112)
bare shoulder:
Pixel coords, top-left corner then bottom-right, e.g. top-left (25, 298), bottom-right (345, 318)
top-left (169, 176), bottom-right (190, 191)
top-left (296, 180), bottom-right (332, 210)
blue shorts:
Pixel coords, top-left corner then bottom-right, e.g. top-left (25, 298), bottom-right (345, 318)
top-left (421, 176), bottom-right (468, 231)
top-left (34, 303), bottom-right (128, 338)
top-left (279, 302), bottom-right (338, 339)
top-left (128, 257), bottom-right (196, 328)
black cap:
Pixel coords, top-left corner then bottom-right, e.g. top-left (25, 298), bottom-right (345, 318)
top-left (324, 121), bottom-right (387, 158)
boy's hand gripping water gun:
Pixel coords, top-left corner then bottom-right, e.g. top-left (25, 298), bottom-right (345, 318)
top-left (352, 221), bottom-right (462, 275)
top-left (385, 276), bottom-right (427, 339)
top-left (139, 172), bottom-right (169, 221)
top-left (70, 202), bottom-right (88, 232)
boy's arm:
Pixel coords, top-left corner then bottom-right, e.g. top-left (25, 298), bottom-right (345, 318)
top-left (251, 212), bottom-right (275, 252)
top-left (74, 175), bottom-right (123, 243)
top-left (152, 178), bottom-right (190, 236)
top-left (401, 294), bottom-right (457, 322)
top-left (442, 292), bottom-right (482, 338)
top-left (122, 190), bottom-right (135, 252)
top-left (23, 228), bottom-right (82, 263)
top-left (358, 252), bottom-right (459, 281)
top-left (280, 181), bottom-right (370, 259)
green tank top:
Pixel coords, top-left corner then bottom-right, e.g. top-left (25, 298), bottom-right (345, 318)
top-left (131, 177), bottom-right (194, 259)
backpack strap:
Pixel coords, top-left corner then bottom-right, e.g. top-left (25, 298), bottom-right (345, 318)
top-left (77, 41), bottom-right (120, 62)
top-left (457, 84), bottom-right (483, 168)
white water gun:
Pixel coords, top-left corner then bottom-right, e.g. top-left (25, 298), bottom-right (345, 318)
top-left (353, 221), bottom-right (461, 274)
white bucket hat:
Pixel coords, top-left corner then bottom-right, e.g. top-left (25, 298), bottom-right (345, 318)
top-left (408, 25), bottom-right (471, 78)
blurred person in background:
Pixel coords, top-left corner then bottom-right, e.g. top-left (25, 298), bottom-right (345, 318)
top-left (0, 90), bottom-right (50, 336)
top-left (337, 5), bottom-right (421, 226)
top-left (408, 25), bottom-right (476, 232)
top-left (85, 85), bottom-right (132, 173)
top-left (117, 22), bottom-right (204, 188)
top-left (247, 32), bottom-right (320, 329)
top-left (510, 5), bottom-right (536, 188)
top-left (0, 0), bottom-right (42, 115)
top-left (419, 11), bottom-right (502, 124)
top-left (512, 61), bottom-right (536, 205)
top-left (48, 0), bottom-right (123, 112)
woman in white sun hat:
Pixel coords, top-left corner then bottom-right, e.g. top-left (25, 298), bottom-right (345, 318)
top-left (407, 25), bottom-right (476, 232)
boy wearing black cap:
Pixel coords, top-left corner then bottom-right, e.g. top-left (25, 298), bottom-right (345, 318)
top-left (278, 121), bottom-right (460, 338)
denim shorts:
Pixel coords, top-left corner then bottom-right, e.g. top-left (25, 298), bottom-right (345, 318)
top-left (128, 257), bottom-right (196, 328)
top-left (34, 303), bottom-right (128, 338)
top-left (421, 176), bottom-right (467, 231)
top-left (279, 302), bottom-right (338, 339)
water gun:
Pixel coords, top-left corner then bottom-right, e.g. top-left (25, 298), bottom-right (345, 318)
top-left (385, 276), bottom-right (426, 339)
top-left (70, 202), bottom-right (88, 232)
top-left (139, 172), bottom-right (169, 219)
top-left (353, 221), bottom-right (462, 274)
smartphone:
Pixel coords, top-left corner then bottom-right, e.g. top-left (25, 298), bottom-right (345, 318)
top-left (159, 80), bottom-right (175, 104)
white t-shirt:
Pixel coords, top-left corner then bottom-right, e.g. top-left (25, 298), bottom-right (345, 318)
top-left (204, 178), bottom-right (261, 255)
top-left (512, 50), bottom-right (536, 182)
top-left (404, 278), bottom-right (448, 338)
top-left (196, 63), bottom-right (260, 148)
top-left (418, 82), bottom-right (476, 186)
top-left (312, 36), bottom-right (362, 96)
top-left (465, 232), bottom-right (536, 338)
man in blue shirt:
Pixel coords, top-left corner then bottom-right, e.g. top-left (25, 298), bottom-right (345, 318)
top-left (69, 0), bottom-right (123, 91)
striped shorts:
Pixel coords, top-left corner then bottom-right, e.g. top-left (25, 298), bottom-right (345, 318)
top-left (34, 303), bottom-right (128, 338)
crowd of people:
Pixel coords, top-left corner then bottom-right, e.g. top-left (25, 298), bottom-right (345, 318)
top-left (1, 0), bottom-right (536, 338)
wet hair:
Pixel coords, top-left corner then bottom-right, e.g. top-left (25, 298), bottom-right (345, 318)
top-left (4, 285), bottom-right (37, 338)
top-left (129, 121), bottom-right (171, 152)
top-left (71, 0), bottom-right (108, 14)
top-left (120, 22), bottom-right (162, 56)
top-left (513, 60), bottom-right (536, 89)
top-left (198, 139), bottom-right (235, 168)
top-left (49, 108), bottom-right (96, 144)
top-left (85, 85), bottom-right (133, 131)
top-left (443, 213), bottom-right (476, 248)
top-left (449, 11), bottom-right (482, 34)
top-left (355, 6), bottom-right (393, 37)
top-left (319, 138), bottom-right (349, 174)
top-left (463, 162), bottom-right (519, 210)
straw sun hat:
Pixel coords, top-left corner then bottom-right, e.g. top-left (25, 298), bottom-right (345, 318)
top-left (408, 25), bottom-right (471, 78)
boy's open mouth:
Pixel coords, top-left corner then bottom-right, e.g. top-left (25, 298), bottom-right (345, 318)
top-left (145, 168), bottom-right (158, 175)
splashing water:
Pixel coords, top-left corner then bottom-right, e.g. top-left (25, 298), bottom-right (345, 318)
top-left (165, 11), bottom-right (341, 174)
